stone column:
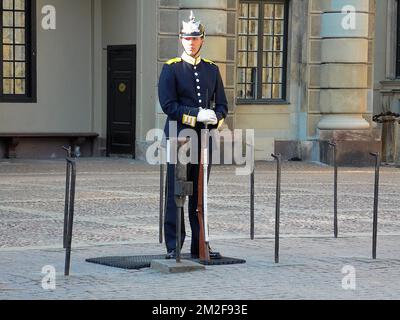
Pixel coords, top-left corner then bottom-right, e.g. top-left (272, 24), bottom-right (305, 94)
top-left (317, 0), bottom-right (372, 130)
top-left (312, 0), bottom-right (381, 166)
top-left (136, 0), bottom-right (158, 160)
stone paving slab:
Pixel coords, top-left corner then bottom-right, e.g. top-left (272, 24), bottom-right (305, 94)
top-left (0, 159), bottom-right (400, 299)
top-left (151, 260), bottom-right (206, 274)
top-left (0, 236), bottom-right (400, 300)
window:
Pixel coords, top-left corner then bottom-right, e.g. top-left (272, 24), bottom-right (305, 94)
top-left (0, 0), bottom-right (36, 102)
top-left (397, 0), bottom-right (400, 78)
top-left (237, 0), bottom-right (288, 103)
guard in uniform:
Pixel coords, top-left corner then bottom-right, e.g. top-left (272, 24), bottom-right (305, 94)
top-left (158, 11), bottom-right (228, 259)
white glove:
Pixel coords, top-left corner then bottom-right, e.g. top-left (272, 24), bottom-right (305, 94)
top-left (197, 108), bottom-right (218, 125)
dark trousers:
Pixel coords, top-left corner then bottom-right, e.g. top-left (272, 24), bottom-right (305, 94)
top-left (164, 160), bottom-right (212, 255)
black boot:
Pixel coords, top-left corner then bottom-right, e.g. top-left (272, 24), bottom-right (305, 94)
top-left (209, 246), bottom-right (222, 259)
top-left (190, 246), bottom-right (222, 260)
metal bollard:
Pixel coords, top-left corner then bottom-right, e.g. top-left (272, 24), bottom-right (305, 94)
top-left (62, 146), bottom-right (72, 249)
top-left (329, 142), bottom-right (338, 238)
top-left (250, 142), bottom-right (255, 240)
top-left (250, 169), bottom-right (255, 240)
top-left (159, 144), bottom-right (165, 244)
top-left (64, 158), bottom-right (77, 276)
top-left (370, 152), bottom-right (381, 260)
top-left (271, 154), bottom-right (282, 264)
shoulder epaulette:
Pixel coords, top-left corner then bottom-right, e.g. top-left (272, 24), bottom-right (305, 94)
top-left (166, 57), bottom-right (182, 65)
top-left (202, 58), bottom-right (215, 65)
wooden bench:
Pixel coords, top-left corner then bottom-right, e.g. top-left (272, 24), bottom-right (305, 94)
top-left (0, 132), bottom-right (99, 158)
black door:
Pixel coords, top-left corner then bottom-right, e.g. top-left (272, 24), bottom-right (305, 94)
top-left (107, 45), bottom-right (136, 157)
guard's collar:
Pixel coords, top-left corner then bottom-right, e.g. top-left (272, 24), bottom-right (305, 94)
top-left (181, 52), bottom-right (202, 66)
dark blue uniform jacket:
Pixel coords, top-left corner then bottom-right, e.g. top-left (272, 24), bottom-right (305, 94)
top-left (158, 57), bottom-right (228, 138)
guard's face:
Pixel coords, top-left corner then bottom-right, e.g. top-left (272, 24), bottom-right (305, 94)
top-left (181, 37), bottom-right (204, 57)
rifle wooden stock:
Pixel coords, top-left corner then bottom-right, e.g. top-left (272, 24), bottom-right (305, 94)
top-left (197, 129), bottom-right (210, 262)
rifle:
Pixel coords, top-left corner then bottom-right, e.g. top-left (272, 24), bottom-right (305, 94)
top-left (197, 90), bottom-right (212, 262)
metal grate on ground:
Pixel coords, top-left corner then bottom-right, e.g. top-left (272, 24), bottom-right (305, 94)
top-left (86, 254), bottom-right (246, 270)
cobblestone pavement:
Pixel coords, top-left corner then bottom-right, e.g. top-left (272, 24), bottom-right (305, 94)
top-left (0, 158), bottom-right (400, 300)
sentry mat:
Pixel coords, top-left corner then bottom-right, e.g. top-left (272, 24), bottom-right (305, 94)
top-left (86, 254), bottom-right (246, 270)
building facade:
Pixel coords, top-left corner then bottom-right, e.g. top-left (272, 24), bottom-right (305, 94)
top-left (0, 0), bottom-right (397, 165)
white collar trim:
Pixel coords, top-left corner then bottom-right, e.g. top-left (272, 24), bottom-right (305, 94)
top-left (181, 52), bottom-right (202, 65)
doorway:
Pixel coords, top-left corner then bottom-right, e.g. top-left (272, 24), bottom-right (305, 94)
top-left (107, 45), bottom-right (136, 157)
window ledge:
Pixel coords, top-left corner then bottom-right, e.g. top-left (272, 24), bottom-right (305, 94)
top-left (380, 79), bottom-right (400, 93)
top-left (236, 99), bottom-right (290, 105)
top-left (0, 97), bottom-right (37, 103)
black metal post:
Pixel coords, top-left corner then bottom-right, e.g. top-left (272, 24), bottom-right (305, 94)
top-left (63, 162), bottom-right (71, 249)
top-left (249, 139), bottom-right (255, 240)
top-left (159, 145), bottom-right (164, 244)
top-left (271, 154), bottom-right (282, 264)
top-left (62, 145), bottom-right (72, 158)
top-left (176, 207), bottom-right (182, 263)
top-left (370, 152), bottom-right (381, 260)
top-left (65, 158), bottom-right (76, 276)
top-left (250, 168), bottom-right (255, 240)
top-left (62, 146), bottom-right (72, 249)
top-left (329, 142), bottom-right (338, 238)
